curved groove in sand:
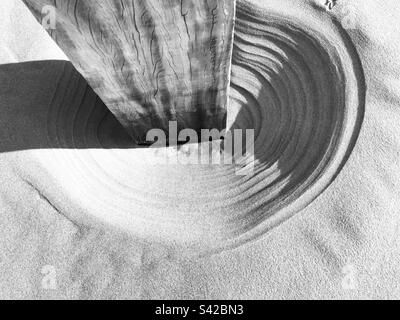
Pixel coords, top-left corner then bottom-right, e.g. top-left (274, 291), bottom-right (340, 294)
top-left (34, 1), bottom-right (366, 253)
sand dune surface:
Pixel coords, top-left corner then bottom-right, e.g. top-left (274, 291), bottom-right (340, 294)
top-left (0, 0), bottom-right (399, 299)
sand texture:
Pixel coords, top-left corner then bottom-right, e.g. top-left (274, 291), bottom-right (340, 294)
top-left (0, 0), bottom-right (399, 299)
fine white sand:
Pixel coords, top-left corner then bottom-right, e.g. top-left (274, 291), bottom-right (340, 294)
top-left (0, 0), bottom-right (400, 299)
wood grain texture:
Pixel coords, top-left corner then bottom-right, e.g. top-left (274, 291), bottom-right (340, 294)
top-left (22, 0), bottom-right (236, 143)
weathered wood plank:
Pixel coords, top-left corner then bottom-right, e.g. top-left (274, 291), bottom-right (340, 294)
top-left (22, 0), bottom-right (236, 143)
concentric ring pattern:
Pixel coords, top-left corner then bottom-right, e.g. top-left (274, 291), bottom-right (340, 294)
top-left (42, 2), bottom-right (365, 253)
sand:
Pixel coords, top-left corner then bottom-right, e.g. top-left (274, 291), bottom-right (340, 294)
top-left (0, 0), bottom-right (399, 299)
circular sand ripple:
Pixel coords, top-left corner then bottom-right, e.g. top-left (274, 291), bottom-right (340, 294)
top-left (44, 2), bottom-right (365, 253)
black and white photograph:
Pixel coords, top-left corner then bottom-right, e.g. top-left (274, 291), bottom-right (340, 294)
top-left (0, 0), bottom-right (399, 304)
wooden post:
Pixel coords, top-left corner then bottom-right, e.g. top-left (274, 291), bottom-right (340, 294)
top-left (22, 0), bottom-right (236, 143)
